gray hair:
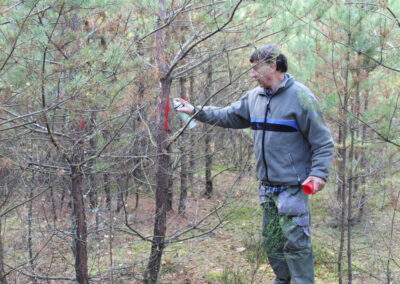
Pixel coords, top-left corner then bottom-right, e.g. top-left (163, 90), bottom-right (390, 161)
top-left (249, 44), bottom-right (288, 72)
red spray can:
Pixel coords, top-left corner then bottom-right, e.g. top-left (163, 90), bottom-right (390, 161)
top-left (302, 181), bottom-right (314, 195)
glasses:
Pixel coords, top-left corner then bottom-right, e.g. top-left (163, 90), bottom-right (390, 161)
top-left (251, 62), bottom-right (273, 74)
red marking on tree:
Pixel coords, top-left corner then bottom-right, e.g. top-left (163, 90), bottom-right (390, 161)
top-left (163, 100), bottom-right (170, 131)
top-left (80, 113), bottom-right (85, 129)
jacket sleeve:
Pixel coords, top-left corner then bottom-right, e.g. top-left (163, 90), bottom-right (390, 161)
top-left (194, 93), bottom-right (251, 129)
top-left (295, 90), bottom-right (334, 181)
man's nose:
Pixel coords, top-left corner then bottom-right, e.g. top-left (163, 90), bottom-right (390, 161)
top-left (250, 70), bottom-right (257, 78)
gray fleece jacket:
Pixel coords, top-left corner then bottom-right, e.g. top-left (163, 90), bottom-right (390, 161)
top-left (195, 73), bottom-right (334, 186)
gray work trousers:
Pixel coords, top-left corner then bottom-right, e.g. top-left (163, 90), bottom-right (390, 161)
top-left (261, 185), bottom-right (314, 284)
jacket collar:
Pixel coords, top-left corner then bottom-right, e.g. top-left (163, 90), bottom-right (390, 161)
top-left (255, 73), bottom-right (295, 97)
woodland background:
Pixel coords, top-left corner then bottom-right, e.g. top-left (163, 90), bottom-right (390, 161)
top-left (0, 0), bottom-right (400, 283)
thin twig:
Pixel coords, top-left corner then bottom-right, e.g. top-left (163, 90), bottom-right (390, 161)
top-left (345, 108), bottom-right (400, 148)
top-left (79, 109), bottom-right (134, 167)
top-left (0, 0), bottom-right (40, 73)
top-left (387, 6), bottom-right (400, 28)
top-left (166, 0), bottom-right (244, 78)
top-left (0, 186), bottom-right (51, 218)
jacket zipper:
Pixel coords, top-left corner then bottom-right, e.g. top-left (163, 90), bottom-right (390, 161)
top-left (261, 96), bottom-right (271, 185)
top-left (260, 85), bottom-right (287, 185)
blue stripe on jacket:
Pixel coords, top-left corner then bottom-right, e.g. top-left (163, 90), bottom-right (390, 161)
top-left (250, 118), bottom-right (300, 131)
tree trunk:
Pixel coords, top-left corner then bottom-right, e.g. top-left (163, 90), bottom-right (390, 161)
top-left (108, 207), bottom-right (114, 283)
top-left (116, 174), bottom-right (129, 213)
top-left (179, 146), bottom-right (188, 214)
top-left (188, 76), bottom-right (195, 187)
top-left (143, 0), bottom-right (173, 280)
top-left (338, 16), bottom-right (351, 283)
top-left (144, 78), bottom-right (172, 283)
top-left (352, 67), bottom-right (361, 224)
top-left (102, 130), bottom-right (112, 211)
top-left (88, 168), bottom-right (99, 239)
top-left (60, 180), bottom-right (67, 210)
top-left (87, 113), bottom-right (99, 238)
top-left (357, 91), bottom-right (369, 223)
top-left (166, 154), bottom-right (174, 212)
top-left (204, 64), bottom-right (213, 198)
top-left (179, 77), bottom-right (189, 214)
top-left (204, 125), bottom-right (213, 198)
top-left (238, 130), bottom-right (244, 177)
top-left (337, 99), bottom-right (348, 284)
top-left (88, 113), bottom-right (98, 211)
top-left (27, 172), bottom-right (37, 282)
top-left (104, 172), bottom-right (111, 211)
top-left (70, 143), bottom-right (89, 284)
top-left (50, 186), bottom-right (57, 222)
top-left (347, 128), bottom-right (355, 283)
top-left (336, 121), bottom-right (345, 202)
top-left (0, 218), bottom-right (7, 284)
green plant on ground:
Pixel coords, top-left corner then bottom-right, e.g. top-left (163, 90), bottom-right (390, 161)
top-left (219, 267), bottom-right (250, 284)
top-left (242, 231), bottom-right (268, 265)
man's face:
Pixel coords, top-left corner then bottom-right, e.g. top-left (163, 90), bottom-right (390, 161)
top-left (250, 61), bottom-right (276, 89)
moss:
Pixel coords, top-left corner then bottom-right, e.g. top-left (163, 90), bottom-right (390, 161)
top-left (206, 270), bottom-right (224, 281)
top-left (165, 242), bottom-right (188, 256)
top-left (313, 239), bottom-right (336, 266)
top-left (312, 238), bottom-right (338, 282)
top-left (220, 267), bottom-right (251, 284)
top-left (226, 204), bottom-right (261, 225)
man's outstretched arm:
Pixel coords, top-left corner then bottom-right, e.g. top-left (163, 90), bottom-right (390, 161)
top-left (173, 94), bottom-right (251, 129)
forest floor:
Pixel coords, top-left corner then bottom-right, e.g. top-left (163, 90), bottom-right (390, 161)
top-left (3, 170), bottom-right (400, 283)
top-left (112, 172), bottom-right (341, 283)
top-left (129, 170), bottom-right (400, 284)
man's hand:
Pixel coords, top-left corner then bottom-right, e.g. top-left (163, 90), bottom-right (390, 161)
top-left (173, 98), bottom-right (195, 115)
top-left (302, 176), bottom-right (325, 194)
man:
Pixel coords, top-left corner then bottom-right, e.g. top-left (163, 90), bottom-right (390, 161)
top-left (174, 44), bottom-right (334, 284)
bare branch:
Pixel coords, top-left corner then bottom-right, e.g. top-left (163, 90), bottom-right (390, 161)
top-left (79, 109), bottom-right (134, 167)
top-left (166, 0), bottom-right (244, 78)
top-left (0, 186), bottom-right (51, 218)
top-left (387, 6), bottom-right (400, 28)
top-left (345, 109), bottom-right (400, 148)
top-left (138, 0), bottom-right (192, 42)
top-left (0, 0), bottom-right (40, 74)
